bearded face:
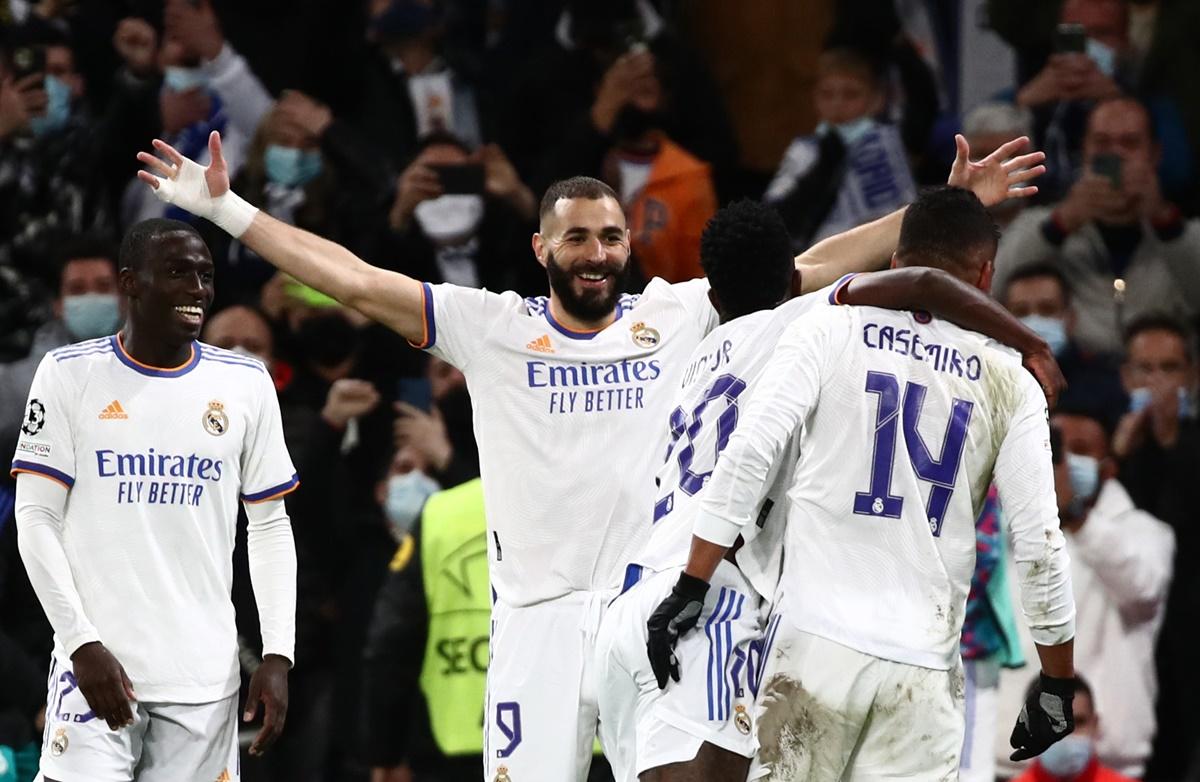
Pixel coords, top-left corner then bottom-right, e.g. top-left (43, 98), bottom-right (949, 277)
top-left (544, 247), bottom-right (630, 322)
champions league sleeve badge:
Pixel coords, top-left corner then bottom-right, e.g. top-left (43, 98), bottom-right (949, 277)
top-left (202, 400), bottom-right (229, 436)
top-left (630, 321), bottom-right (660, 349)
top-left (21, 399), bottom-right (46, 436)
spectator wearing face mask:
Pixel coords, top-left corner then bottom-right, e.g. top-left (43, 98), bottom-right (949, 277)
top-left (121, 0), bottom-right (273, 227)
top-left (765, 47), bottom-right (916, 252)
top-left (995, 416), bottom-right (1173, 778)
top-left (0, 19), bottom-right (155, 359)
top-left (0, 236), bottom-right (121, 465)
top-left (384, 131), bottom-right (541, 295)
top-left (994, 96), bottom-right (1200, 357)
top-left (1000, 264), bottom-right (1126, 426)
top-left (201, 105), bottom-right (384, 310)
top-left (499, 0), bottom-right (739, 201)
top-left (363, 475), bottom-right (485, 782)
top-left (1011, 675), bottom-right (1137, 782)
top-left (1111, 316), bottom-right (1200, 780)
top-left (392, 356), bottom-right (479, 497)
top-left (273, 0), bottom-right (487, 210)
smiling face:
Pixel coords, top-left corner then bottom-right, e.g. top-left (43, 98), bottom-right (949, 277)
top-left (533, 195), bottom-right (631, 323)
top-left (122, 231), bottom-right (215, 346)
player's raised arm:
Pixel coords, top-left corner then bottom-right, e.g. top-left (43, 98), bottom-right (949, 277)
top-left (136, 131), bottom-right (425, 342)
top-left (795, 135), bottom-right (1046, 292)
top-left (834, 268), bottom-right (1067, 405)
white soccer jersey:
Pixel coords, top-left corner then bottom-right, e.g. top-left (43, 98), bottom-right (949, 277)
top-left (11, 335), bottom-right (298, 703)
top-left (412, 277), bottom-right (718, 606)
top-left (696, 306), bottom-right (1075, 670)
top-left (632, 291), bottom-right (836, 599)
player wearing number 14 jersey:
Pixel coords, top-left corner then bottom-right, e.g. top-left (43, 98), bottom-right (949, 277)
top-left (658, 189), bottom-right (1077, 781)
top-left (596, 200), bottom-right (1067, 782)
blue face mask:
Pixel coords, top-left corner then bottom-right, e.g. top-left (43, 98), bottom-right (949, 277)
top-left (1039, 734), bottom-right (1094, 778)
top-left (264, 145), bottom-right (324, 188)
top-left (62, 293), bottom-right (121, 339)
top-left (29, 75), bottom-right (72, 137)
top-left (384, 471), bottom-right (440, 540)
top-left (819, 117), bottom-right (877, 147)
top-left (1086, 38), bottom-right (1117, 78)
top-left (1020, 315), bottom-right (1069, 357)
top-left (163, 66), bottom-right (209, 93)
top-left (1066, 452), bottom-right (1100, 508)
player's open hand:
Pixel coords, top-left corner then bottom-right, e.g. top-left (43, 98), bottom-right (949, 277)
top-left (70, 641), bottom-right (136, 731)
top-left (948, 135), bottom-right (1046, 208)
top-left (1009, 673), bottom-right (1075, 761)
top-left (245, 653), bottom-right (290, 756)
top-left (646, 573), bottom-right (708, 689)
top-left (137, 131), bottom-right (230, 212)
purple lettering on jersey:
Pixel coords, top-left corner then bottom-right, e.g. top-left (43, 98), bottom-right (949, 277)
top-left (852, 371), bottom-right (974, 536)
top-left (862, 323), bottom-right (981, 381)
top-left (495, 702), bottom-right (522, 758)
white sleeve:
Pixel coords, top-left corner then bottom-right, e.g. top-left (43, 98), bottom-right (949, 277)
top-left (993, 371), bottom-right (1076, 646)
top-left (14, 473), bottom-right (100, 656)
top-left (694, 308), bottom-right (840, 546)
top-left (201, 44), bottom-right (273, 145)
top-left (409, 282), bottom-right (510, 370)
top-left (240, 369), bottom-right (299, 503)
top-left (1071, 490), bottom-right (1175, 620)
top-left (243, 497), bottom-right (297, 665)
top-left (10, 354), bottom-right (77, 487)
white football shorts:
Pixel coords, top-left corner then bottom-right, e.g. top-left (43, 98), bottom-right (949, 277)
top-left (595, 561), bottom-right (767, 780)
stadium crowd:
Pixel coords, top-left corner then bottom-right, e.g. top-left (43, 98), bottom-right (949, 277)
top-left (0, 0), bottom-right (1197, 780)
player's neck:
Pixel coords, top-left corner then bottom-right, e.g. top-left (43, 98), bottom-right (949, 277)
top-left (547, 294), bottom-right (617, 334)
top-left (119, 327), bottom-right (193, 369)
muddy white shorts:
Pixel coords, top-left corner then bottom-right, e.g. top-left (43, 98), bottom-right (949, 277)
top-left (34, 654), bottom-right (239, 782)
top-left (595, 561), bottom-right (767, 780)
top-left (748, 627), bottom-right (965, 781)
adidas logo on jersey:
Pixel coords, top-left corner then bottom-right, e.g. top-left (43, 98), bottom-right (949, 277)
top-left (98, 400), bottom-right (128, 420)
top-left (526, 334), bottom-right (555, 353)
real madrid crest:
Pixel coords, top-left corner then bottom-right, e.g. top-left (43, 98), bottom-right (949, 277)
top-left (50, 727), bottom-right (69, 756)
top-left (734, 704), bottom-right (752, 735)
top-left (203, 400), bottom-right (229, 436)
top-left (493, 765), bottom-right (512, 782)
top-left (630, 321), bottom-right (660, 349)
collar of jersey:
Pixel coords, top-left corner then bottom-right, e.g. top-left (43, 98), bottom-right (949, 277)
top-left (544, 305), bottom-right (623, 340)
top-left (111, 334), bottom-right (202, 378)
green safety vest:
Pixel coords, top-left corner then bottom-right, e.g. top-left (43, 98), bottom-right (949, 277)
top-left (417, 479), bottom-right (490, 756)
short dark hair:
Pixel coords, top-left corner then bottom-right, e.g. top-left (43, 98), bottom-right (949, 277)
top-left (51, 234), bottom-right (118, 290)
top-left (700, 200), bottom-right (794, 319)
top-left (1003, 263), bottom-right (1071, 304)
top-left (1088, 96), bottom-right (1158, 143)
top-left (1123, 313), bottom-right (1197, 362)
top-left (118, 218), bottom-right (203, 273)
top-left (539, 176), bottom-right (620, 222)
top-left (896, 186), bottom-right (999, 274)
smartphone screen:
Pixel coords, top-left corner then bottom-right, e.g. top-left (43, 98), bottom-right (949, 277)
top-left (1091, 153), bottom-right (1122, 189)
top-left (430, 163), bottom-right (484, 195)
top-left (1053, 23), bottom-right (1087, 55)
top-left (11, 46), bottom-right (46, 80)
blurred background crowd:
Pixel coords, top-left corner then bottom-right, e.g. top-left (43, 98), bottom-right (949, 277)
top-left (0, 0), bottom-right (1197, 780)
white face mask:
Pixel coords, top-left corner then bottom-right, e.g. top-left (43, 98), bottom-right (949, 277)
top-left (1087, 38), bottom-right (1117, 77)
top-left (414, 194), bottom-right (485, 245)
top-left (384, 471), bottom-right (440, 541)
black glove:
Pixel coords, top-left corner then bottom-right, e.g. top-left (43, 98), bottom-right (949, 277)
top-left (646, 573), bottom-right (709, 689)
top-left (1009, 673), bottom-right (1075, 761)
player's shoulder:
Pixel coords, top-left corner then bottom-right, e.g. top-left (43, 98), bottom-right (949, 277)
top-left (47, 336), bottom-right (115, 364)
top-left (44, 336), bottom-right (117, 379)
top-left (196, 342), bottom-right (270, 377)
top-left (639, 276), bottom-right (708, 306)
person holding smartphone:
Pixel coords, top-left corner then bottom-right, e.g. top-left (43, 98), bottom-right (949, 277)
top-left (994, 96), bottom-right (1200, 359)
top-left (385, 132), bottom-right (542, 295)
